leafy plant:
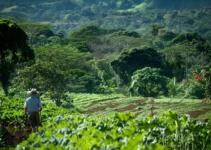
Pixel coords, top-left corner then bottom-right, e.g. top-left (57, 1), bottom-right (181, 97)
top-left (17, 111), bottom-right (211, 150)
top-left (129, 67), bottom-right (169, 97)
top-left (193, 68), bottom-right (211, 99)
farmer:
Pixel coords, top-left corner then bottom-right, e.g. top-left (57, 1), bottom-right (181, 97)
top-left (24, 88), bottom-right (43, 132)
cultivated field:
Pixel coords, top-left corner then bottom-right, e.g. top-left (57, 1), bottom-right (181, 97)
top-left (71, 93), bottom-right (211, 122)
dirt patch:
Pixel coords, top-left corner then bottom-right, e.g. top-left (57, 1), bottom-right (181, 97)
top-left (85, 99), bottom-right (152, 114)
top-left (117, 104), bottom-right (138, 112)
top-left (85, 103), bottom-right (121, 113)
top-left (2, 126), bottom-right (31, 148)
top-left (84, 98), bottom-right (122, 109)
top-left (187, 108), bottom-right (211, 118)
top-left (133, 106), bottom-right (158, 118)
top-left (131, 99), bottom-right (148, 104)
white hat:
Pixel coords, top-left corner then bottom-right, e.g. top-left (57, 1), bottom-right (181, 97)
top-left (27, 88), bottom-right (39, 97)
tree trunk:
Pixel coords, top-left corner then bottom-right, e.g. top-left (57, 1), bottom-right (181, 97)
top-left (55, 99), bottom-right (61, 106)
top-left (1, 75), bottom-right (9, 96)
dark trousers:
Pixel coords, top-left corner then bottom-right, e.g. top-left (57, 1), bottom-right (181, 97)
top-left (28, 112), bottom-right (40, 127)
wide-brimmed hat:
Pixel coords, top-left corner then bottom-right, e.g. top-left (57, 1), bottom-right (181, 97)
top-left (27, 88), bottom-right (39, 97)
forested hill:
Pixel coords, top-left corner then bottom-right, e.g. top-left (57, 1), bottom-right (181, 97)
top-left (1, 2), bottom-right (211, 148)
top-left (0, 0), bottom-right (211, 37)
top-left (146, 0), bottom-right (211, 9)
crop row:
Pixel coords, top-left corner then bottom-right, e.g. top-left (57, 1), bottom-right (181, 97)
top-left (68, 93), bottom-right (125, 104)
top-left (17, 111), bottom-right (211, 150)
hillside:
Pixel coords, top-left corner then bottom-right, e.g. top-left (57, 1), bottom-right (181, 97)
top-left (1, 1), bottom-right (211, 149)
top-left (0, 0), bottom-right (211, 39)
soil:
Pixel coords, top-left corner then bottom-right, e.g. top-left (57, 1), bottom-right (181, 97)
top-left (1, 126), bottom-right (31, 148)
top-left (84, 99), bottom-right (211, 122)
top-left (187, 108), bottom-right (211, 118)
top-left (117, 104), bottom-right (137, 112)
top-left (85, 102), bottom-right (121, 113)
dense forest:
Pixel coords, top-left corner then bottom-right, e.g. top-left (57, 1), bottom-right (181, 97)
top-left (1, 0), bottom-right (211, 149)
top-left (1, 0), bottom-right (211, 38)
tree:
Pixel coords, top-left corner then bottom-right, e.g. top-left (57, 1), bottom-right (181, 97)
top-left (129, 67), bottom-right (169, 97)
top-left (10, 44), bottom-right (97, 106)
top-left (69, 25), bottom-right (116, 52)
top-left (162, 32), bottom-right (211, 82)
top-left (149, 23), bottom-right (164, 39)
top-left (111, 46), bottom-right (169, 84)
top-left (0, 19), bottom-right (34, 95)
top-left (193, 68), bottom-right (211, 99)
top-left (161, 45), bottom-right (195, 82)
top-left (18, 22), bottom-right (52, 46)
top-left (90, 58), bottom-right (118, 93)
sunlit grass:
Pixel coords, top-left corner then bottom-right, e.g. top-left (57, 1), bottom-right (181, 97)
top-left (1, 6), bottom-right (18, 13)
top-left (72, 93), bottom-right (211, 121)
top-left (40, 2), bottom-right (60, 5)
top-left (117, 2), bottom-right (148, 13)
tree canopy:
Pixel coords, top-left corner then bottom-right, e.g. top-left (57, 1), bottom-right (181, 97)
top-left (111, 46), bottom-right (169, 84)
top-left (129, 67), bottom-right (169, 97)
top-left (0, 19), bottom-right (34, 95)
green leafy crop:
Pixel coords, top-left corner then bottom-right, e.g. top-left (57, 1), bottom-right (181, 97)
top-left (17, 111), bottom-right (211, 150)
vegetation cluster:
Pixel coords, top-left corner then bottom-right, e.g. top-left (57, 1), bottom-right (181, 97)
top-left (1, 0), bottom-right (211, 40)
top-left (17, 111), bottom-right (211, 150)
top-left (0, 0), bottom-right (211, 149)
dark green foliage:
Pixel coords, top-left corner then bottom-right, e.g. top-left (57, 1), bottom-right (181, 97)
top-left (18, 22), bottom-right (53, 46)
top-left (111, 30), bottom-right (140, 38)
top-left (161, 32), bottom-right (211, 93)
top-left (9, 44), bottom-right (99, 105)
top-left (149, 23), bottom-right (164, 37)
top-left (111, 46), bottom-right (168, 84)
top-left (204, 31), bottom-right (211, 43)
top-left (70, 25), bottom-right (105, 38)
top-left (175, 33), bottom-right (211, 58)
top-left (1, 0), bottom-right (211, 39)
top-left (146, 0), bottom-right (211, 9)
top-left (170, 33), bottom-right (211, 58)
top-left (35, 28), bottom-right (54, 38)
top-left (68, 69), bottom-right (98, 93)
top-left (130, 67), bottom-right (169, 97)
top-left (172, 32), bottom-right (206, 46)
top-left (69, 25), bottom-right (117, 52)
top-left (158, 29), bottom-right (177, 41)
top-left (0, 19), bottom-right (34, 95)
top-left (90, 59), bottom-right (117, 94)
top-left (171, 32), bottom-right (211, 60)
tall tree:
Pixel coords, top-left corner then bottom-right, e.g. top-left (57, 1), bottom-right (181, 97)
top-left (111, 46), bottom-right (169, 84)
top-left (10, 44), bottom-right (97, 106)
top-left (0, 19), bottom-right (34, 95)
top-left (18, 22), bottom-right (52, 46)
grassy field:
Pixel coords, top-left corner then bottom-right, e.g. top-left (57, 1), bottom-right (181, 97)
top-left (72, 94), bottom-right (211, 122)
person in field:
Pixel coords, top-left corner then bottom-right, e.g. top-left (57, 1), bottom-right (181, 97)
top-left (24, 88), bottom-right (43, 132)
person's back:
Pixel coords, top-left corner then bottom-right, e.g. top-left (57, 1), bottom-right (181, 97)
top-left (25, 97), bottom-right (41, 113)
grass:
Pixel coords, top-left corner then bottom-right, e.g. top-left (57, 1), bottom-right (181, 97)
top-left (40, 2), bottom-right (61, 6)
top-left (1, 6), bottom-right (18, 13)
top-left (73, 94), bottom-right (211, 121)
top-left (117, 2), bottom-right (148, 13)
